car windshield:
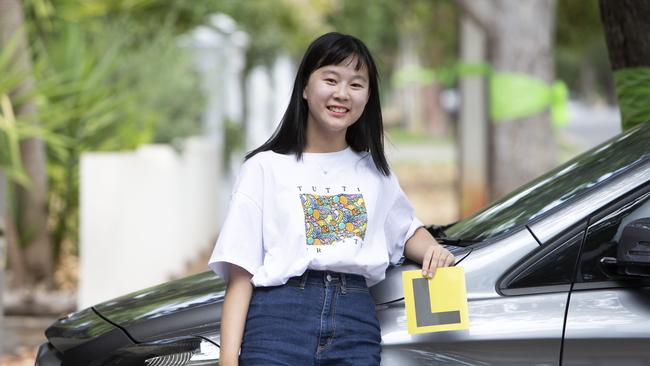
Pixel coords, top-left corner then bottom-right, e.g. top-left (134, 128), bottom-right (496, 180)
top-left (444, 122), bottom-right (650, 242)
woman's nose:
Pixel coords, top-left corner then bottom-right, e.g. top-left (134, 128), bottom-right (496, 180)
top-left (333, 84), bottom-right (350, 99)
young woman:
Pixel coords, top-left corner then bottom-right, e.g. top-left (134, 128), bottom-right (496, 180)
top-left (209, 32), bottom-right (454, 366)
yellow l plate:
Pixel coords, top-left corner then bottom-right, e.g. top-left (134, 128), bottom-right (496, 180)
top-left (402, 267), bottom-right (470, 334)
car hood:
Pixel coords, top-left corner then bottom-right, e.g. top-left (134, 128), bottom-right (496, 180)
top-left (44, 306), bottom-right (134, 355)
top-left (92, 271), bottom-right (226, 343)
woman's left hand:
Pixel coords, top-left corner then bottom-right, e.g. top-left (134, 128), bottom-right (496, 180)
top-left (404, 227), bottom-right (455, 278)
top-left (421, 244), bottom-right (454, 278)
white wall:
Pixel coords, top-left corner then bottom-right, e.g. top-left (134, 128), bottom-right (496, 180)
top-left (245, 55), bottom-right (294, 151)
top-left (78, 137), bottom-right (220, 309)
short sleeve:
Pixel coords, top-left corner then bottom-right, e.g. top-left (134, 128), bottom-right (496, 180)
top-left (208, 159), bottom-right (264, 281)
top-left (384, 174), bottom-right (424, 265)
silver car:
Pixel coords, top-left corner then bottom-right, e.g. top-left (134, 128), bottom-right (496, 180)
top-left (36, 122), bottom-right (650, 365)
top-left (374, 121), bottom-right (650, 365)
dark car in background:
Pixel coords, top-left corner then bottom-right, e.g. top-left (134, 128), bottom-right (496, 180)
top-left (36, 122), bottom-right (650, 366)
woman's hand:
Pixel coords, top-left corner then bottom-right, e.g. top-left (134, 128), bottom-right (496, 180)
top-left (421, 243), bottom-right (454, 278)
top-left (404, 227), bottom-right (455, 278)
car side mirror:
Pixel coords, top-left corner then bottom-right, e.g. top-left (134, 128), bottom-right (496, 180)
top-left (600, 218), bottom-right (650, 277)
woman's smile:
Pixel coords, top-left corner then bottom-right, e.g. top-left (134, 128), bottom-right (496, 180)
top-left (327, 105), bottom-right (350, 117)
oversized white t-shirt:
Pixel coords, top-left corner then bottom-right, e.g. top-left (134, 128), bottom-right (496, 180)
top-left (208, 147), bottom-right (423, 287)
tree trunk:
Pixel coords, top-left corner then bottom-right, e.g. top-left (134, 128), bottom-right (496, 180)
top-left (599, 0), bottom-right (650, 130)
top-left (458, 0), bottom-right (557, 199)
top-left (458, 14), bottom-right (489, 217)
top-left (599, 0), bottom-right (650, 70)
top-left (490, 0), bottom-right (557, 199)
top-left (0, 0), bottom-right (53, 287)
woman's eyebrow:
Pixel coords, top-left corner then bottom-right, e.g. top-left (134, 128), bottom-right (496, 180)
top-left (321, 69), bottom-right (368, 82)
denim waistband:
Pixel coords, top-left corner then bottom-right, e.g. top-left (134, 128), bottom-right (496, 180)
top-left (287, 270), bottom-right (367, 293)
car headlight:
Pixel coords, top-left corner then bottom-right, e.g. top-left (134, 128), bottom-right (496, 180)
top-left (145, 338), bottom-right (219, 366)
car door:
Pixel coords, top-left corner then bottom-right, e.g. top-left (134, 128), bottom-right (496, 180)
top-left (562, 188), bottom-right (650, 366)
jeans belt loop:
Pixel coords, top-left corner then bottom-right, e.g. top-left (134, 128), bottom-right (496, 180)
top-left (299, 271), bottom-right (308, 289)
top-left (341, 273), bottom-right (347, 294)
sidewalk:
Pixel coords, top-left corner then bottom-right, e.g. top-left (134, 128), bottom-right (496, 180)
top-left (1, 316), bottom-right (54, 365)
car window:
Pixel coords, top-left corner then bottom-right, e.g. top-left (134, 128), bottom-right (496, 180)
top-left (499, 223), bottom-right (584, 295)
top-left (445, 122), bottom-right (650, 242)
top-left (578, 189), bottom-right (650, 283)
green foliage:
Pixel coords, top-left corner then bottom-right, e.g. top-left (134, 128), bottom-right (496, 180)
top-left (0, 35), bottom-right (30, 186)
top-left (555, 0), bottom-right (613, 101)
top-left (0, 33), bottom-right (66, 187)
top-left (24, 0), bottom-right (320, 69)
top-left (223, 119), bottom-right (244, 171)
top-left (0, 95), bottom-right (29, 186)
top-left (614, 67), bottom-right (650, 131)
top-left (327, 0), bottom-right (457, 78)
top-left (222, 0), bottom-right (330, 68)
top-left (556, 0), bottom-right (603, 56)
top-left (326, 0), bottom-right (400, 76)
top-left (6, 1), bottom-right (207, 261)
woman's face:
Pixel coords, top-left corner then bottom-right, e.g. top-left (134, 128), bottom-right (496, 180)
top-left (302, 59), bottom-right (370, 143)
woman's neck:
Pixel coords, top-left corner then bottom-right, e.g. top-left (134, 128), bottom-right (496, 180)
top-left (303, 133), bottom-right (349, 153)
top-left (303, 140), bottom-right (349, 153)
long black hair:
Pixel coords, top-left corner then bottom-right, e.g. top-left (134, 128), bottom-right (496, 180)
top-left (245, 32), bottom-right (390, 176)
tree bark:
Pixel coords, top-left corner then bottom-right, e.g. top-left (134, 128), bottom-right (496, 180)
top-left (599, 0), bottom-right (650, 130)
top-left (458, 0), bottom-right (557, 199)
top-left (599, 0), bottom-right (650, 70)
top-left (0, 0), bottom-right (53, 286)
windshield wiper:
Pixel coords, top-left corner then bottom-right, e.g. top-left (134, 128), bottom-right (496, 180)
top-left (425, 223), bottom-right (480, 247)
top-left (435, 236), bottom-right (481, 247)
top-left (425, 223), bottom-right (456, 239)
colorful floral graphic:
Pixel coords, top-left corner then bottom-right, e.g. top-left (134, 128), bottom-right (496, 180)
top-left (300, 194), bottom-right (367, 246)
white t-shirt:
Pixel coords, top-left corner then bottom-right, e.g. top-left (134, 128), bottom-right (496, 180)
top-left (208, 147), bottom-right (423, 287)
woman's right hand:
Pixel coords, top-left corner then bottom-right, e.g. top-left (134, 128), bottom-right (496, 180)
top-left (219, 264), bottom-right (253, 366)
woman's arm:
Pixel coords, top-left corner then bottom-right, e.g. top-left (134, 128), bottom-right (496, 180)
top-left (404, 226), bottom-right (454, 278)
top-left (219, 264), bottom-right (253, 366)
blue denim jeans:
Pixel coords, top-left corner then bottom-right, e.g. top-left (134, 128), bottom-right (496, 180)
top-left (239, 270), bottom-right (381, 366)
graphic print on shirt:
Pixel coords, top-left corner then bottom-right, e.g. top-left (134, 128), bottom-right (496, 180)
top-left (300, 193), bottom-right (367, 247)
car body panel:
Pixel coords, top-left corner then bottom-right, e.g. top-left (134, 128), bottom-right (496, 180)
top-left (562, 288), bottom-right (650, 365)
top-left (379, 292), bottom-right (566, 366)
top-left (93, 271), bottom-right (225, 343)
top-left (35, 343), bottom-right (63, 366)
top-left (377, 229), bottom-right (565, 365)
top-left (462, 229), bottom-right (539, 298)
top-left (44, 307), bottom-right (119, 352)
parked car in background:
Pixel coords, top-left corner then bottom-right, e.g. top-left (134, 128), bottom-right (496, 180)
top-left (36, 122), bottom-right (650, 366)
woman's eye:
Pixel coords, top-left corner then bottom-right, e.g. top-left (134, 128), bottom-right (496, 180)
top-left (324, 78), bottom-right (336, 84)
top-left (352, 83), bottom-right (364, 89)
